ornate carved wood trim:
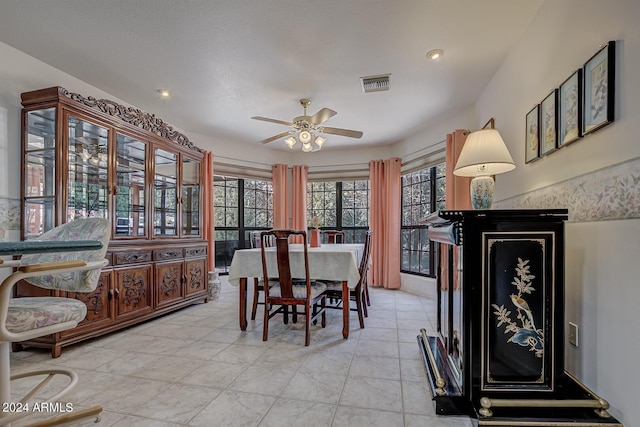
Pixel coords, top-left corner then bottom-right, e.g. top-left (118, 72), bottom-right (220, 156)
top-left (60, 87), bottom-right (203, 153)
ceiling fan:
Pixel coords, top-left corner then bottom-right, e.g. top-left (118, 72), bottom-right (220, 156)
top-left (251, 99), bottom-right (363, 151)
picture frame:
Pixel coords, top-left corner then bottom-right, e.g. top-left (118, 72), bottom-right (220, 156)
top-left (558, 69), bottom-right (582, 147)
top-left (583, 40), bottom-right (615, 135)
top-left (525, 104), bottom-right (540, 163)
top-left (540, 89), bottom-right (558, 156)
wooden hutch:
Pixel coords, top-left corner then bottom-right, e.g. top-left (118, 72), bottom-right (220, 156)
top-left (419, 209), bottom-right (622, 426)
top-left (17, 87), bottom-right (209, 357)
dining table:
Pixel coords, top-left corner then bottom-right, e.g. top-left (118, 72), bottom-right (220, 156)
top-left (0, 240), bottom-right (104, 257)
top-left (227, 243), bottom-right (364, 339)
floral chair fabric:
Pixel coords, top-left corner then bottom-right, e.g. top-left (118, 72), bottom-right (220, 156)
top-left (6, 297), bottom-right (87, 334)
top-left (20, 218), bottom-right (110, 292)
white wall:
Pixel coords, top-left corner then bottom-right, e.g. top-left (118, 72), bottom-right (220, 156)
top-left (2, 3), bottom-right (638, 422)
top-left (476, 1), bottom-right (640, 424)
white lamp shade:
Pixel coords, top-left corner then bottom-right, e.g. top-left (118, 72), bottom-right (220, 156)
top-left (453, 129), bottom-right (516, 177)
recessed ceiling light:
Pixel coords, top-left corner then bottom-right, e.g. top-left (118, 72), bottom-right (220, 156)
top-left (426, 49), bottom-right (444, 61)
top-left (157, 89), bottom-right (171, 98)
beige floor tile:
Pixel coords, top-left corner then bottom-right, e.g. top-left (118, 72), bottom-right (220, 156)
top-left (348, 355), bottom-right (401, 381)
top-left (339, 376), bottom-right (403, 412)
top-left (134, 383), bottom-right (218, 424)
top-left (259, 398), bottom-right (336, 427)
top-left (188, 390), bottom-right (275, 427)
top-left (179, 360), bottom-right (246, 389)
top-left (332, 406), bottom-right (404, 427)
top-left (280, 369), bottom-right (346, 405)
top-left (6, 280), bottom-right (474, 426)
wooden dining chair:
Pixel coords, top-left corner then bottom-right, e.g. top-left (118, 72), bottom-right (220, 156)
top-left (321, 229), bottom-right (373, 328)
top-left (261, 229), bottom-right (327, 346)
top-left (248, 230), bottom-right (274, 320)
top-left (321, 230), bottom-right (346, 244)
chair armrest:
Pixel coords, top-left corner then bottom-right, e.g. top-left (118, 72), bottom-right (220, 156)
top-left (0, 259), bottom-right (21, 268)
top-left (19, 260), bottom-right (87, 273)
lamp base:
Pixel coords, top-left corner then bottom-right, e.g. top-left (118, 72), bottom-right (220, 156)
top-left (470, 175), bottom-right (495, 209)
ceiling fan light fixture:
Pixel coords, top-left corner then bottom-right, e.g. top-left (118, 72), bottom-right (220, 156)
top-left (299, 130), bottom-right (312, 143)
top-left (301, 141), bottom-right (313, 152)
top-left (315, 135), bottom-right (326, 149)
top-left (284, 136), bottom-right (297, 149)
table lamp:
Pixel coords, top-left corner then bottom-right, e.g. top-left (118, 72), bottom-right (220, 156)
top-left (453, 128), bottom-right (515, 209)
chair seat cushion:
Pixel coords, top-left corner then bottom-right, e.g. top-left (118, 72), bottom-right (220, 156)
top-left (7, 297), bottom-right (87, 334)
top-left (269, 281), bottom-right (327, 299)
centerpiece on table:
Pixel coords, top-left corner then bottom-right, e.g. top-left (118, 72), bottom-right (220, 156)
top-left (309, 216), bottom-right (321, 247)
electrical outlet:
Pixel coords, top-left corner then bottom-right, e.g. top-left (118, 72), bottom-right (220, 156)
top-left (568, 322), bottom-right (578, 347)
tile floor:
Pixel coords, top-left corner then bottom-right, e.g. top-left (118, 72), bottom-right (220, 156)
top-left (9, 277), bottom-right (473, 427)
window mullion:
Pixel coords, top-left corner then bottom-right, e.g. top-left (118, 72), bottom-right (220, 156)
top-left (336, 181), bottom-right (343, 229)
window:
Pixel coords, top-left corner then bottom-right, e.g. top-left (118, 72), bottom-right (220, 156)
top-left (401, 163), bottom-right (446, 276)
top-left (213, 175), bottom-right (273, 271)
top-left (307, 180), bottom-right (369, 243)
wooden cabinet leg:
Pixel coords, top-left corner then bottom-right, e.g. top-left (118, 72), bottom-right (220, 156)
top-left (51, 345), bottom-right (62, 358)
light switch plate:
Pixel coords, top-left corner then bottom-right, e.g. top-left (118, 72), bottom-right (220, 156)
top-left (568, 322), bottom-right (578, 347)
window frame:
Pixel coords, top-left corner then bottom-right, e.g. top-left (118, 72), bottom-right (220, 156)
top-left (307, 179), bottom-right (370, 244)
top-left (400, 163), bottom-right (446, 277)
top-left (213, 175), bottom-right (274, 272)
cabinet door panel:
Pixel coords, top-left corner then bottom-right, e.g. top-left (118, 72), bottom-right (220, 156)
top-left (63, 271), bottom-right (114, 336)
top-left (23, 107), bottom-right (57, 238)
top-left (67, 114), bottom-right (109, 221)
top-left (185, 258), bottom-right (206, 297)
top-left (115, 265), bottom-right (153, 318)
top-left (155, 261), bottom-right (184, 308)
top-left (181, 156), bottom-right (201, 236)
top-left (115, 133), bottom-right (147, 238)
top-left (153, 148), bottom-right (177, 236)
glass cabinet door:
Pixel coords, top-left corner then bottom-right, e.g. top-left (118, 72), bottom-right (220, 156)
top-left (67, 115), bottom-right (109, 222)
top-left (181, 156), bottom-right (201, 236)
top-left (115, 134), bottom-right (147, 237)
top-left (23, 107), bottom-right (57, 238)
top-left (154, 148), bottom-right (177, 236)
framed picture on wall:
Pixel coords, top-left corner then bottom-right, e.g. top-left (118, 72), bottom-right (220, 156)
top-left (583, 40), bottom-right (615, 135)
top-left (540, 89), bottom-right (558, 156)
top-left (525, 104), bottom-right (540, 163)
top-left (558, 69), bottom-right (582, 147)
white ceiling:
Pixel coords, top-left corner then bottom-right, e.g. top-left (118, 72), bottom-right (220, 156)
top-left (0, 0), bottom-right (542, 152)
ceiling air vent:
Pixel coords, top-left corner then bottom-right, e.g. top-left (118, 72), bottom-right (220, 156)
top-left (360, 74), bottom-right (391, 93)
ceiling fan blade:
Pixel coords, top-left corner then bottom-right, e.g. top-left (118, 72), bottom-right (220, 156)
top-left (320, 126), bottom-right (363, 139)
top-left (251, 116), bottom-right (293, 126)
top-left (309, 108), bottom-right (337, 125)
top-left (258, 130), bottom-right (295, 144)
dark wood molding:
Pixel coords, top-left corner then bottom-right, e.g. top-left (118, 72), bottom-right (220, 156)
top-left (59, 87), bottom-right (203, 153)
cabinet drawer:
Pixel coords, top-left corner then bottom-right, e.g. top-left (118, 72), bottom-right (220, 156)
top-left (185, 246), bottom-right (207, 258)
top-left (113, 250), bottom-right (152, 266)
top-left (154, 248), bottom-right (184, 261)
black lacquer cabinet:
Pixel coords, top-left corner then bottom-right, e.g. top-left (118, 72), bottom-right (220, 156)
top-left (419, 209), bottom-right (622, 426)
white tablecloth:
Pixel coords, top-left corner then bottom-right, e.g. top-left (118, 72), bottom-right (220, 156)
top-left (228, 243), bottom-right (363, 289)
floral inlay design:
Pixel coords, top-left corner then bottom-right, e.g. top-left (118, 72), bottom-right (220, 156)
top-left (492, 258), bottom-right (544, 358)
